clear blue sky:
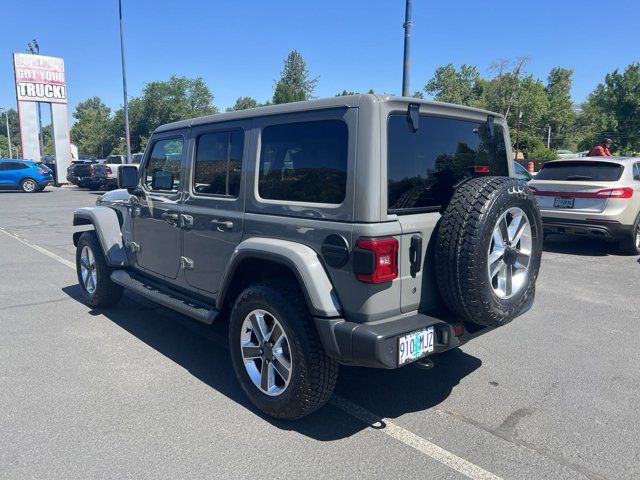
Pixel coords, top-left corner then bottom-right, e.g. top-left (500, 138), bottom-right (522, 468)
top-left (1, 0), bottom-right (638, 121)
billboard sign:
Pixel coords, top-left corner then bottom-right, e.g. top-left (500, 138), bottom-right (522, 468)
top-left (13, 53), bottom-right (67, 104)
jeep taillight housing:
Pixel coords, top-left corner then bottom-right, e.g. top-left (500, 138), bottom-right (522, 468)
top-left (354, 238), bottom-right (399, 283)
top-left (105, 166), bottom-right (112, 174)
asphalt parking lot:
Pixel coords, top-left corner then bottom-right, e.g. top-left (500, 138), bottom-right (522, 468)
top-left (1, 186), bottom-right (639, 479)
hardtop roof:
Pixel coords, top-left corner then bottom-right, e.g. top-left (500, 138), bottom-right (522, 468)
top-left (153, 94), bottom-right (504, 133)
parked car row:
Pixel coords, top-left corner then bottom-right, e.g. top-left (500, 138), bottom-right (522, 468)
top-left (66, 153), bottom-right (142, 191)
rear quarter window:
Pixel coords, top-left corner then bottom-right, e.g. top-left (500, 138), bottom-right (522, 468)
top-left (258, 120), bottom-right (348, 204)
top-left (387, 114), bottom-right (510, 213)
top-left (535, 161), bottom-right (624, 181)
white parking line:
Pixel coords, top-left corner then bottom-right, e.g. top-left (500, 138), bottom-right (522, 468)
top-left (0, 227), bottom-right (76, 270)
top-left (330, 395), bottom-right (502, 480)
top-left (0, 227), bottom-right (75, 270)
top-left (0, 226), bottom-right (502, 480)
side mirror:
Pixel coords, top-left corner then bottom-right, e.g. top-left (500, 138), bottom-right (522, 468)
top-left (151, 170), bottom-right (174, 191)
top-left (118, 165), bottom-right (139, 190)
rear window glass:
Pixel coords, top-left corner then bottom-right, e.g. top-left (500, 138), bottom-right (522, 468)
top-left (387, 115), bottom-right (509, 212)
top-left (535, 161), bottom-right (623, 181)
top-left (258, 120), bottom-right (348, 204)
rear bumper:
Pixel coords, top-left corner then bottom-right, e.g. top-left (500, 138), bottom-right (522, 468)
top-left (95, 176), bottom-right (117, 186)
top-left (314, 313), bottom-right (496, 369)
top-left (542, 216), bottom-right (633, 239)
top-left (38, 177), bottom-right (53, 188)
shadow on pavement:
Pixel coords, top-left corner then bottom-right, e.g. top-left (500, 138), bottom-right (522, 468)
top-left (0, 190), bottom-right (52, 194)
top-left (62, 284), bottom-right (482, 440)
top-left (543, 234), bottom-right (620, 257)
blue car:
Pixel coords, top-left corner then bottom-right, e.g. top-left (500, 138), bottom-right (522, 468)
top-left (0, 159), bottom-right (54, 192)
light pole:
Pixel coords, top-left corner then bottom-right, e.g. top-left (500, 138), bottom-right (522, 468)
top-left (402, 0), bottom-right (413, 97)
top-left (118, 0), bottom-right (132, 164)
top-left (0, 108), bottom-right (13, 158)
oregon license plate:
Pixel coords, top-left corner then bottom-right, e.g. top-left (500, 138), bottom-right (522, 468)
top-left (398, 327), bottom-right (435, 365)
top-left (554, 197), bottom-right (575, 208)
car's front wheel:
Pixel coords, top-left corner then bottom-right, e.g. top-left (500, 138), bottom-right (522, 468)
top-left (75, 231), bottom-right (123, 307)
top-left (229, 280), bottom-right (338, 420)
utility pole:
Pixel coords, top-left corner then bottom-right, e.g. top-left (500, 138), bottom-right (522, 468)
top-left (118, 0), bottom-right (132, 164)
top-left (547, 125), bottom-right (551, 149)
top-left (27, 40), bottom-right (45, 161)
top-left (1, 108), bottom-right (13, 158)
top-left (402, 0), bottom-right (412, 97)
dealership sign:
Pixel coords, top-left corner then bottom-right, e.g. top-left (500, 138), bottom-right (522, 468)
top-left (13, 53), bottom-right (67, 104)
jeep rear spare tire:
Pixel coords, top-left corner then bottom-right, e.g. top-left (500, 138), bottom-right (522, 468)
top-left (436, 177), bottom-right (543, 327)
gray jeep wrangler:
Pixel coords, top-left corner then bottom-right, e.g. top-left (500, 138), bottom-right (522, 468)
top-left (73, 95), bottom-right (542, 419)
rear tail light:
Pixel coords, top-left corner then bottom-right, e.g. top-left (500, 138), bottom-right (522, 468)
top-left (37, 169), bottom-right (47, 174)
top-left (89, 166), bottom-right (94, 175)
top-left (597, 187), bottom-right (633, 198)
top-left (354, 238), bottom-right (399, 283)
top-left (474, 165), bottom-right (490, 174)
top-left (105, 166), bottom-right (112, 174)
top-left (529, 187), bottom-right (633, 199)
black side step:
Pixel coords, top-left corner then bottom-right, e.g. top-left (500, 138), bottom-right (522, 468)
top-left (110, 270), bottom-right (218, 325)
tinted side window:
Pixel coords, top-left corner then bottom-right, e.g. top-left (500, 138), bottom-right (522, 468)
top-left (194, 130), bottom-right (244, 196)
top-left (258, 120), bottom-right (348, 204)
top-left (634, 163), bottom-right (640, 181)
top-left (144, 138), bottom-right (183, 191)
top-left (387, 115), bottom-right (509, 212)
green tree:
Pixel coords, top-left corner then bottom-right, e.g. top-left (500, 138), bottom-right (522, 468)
top-left (424, 64), bottom-right (482, 106)
top-left (70, 96), bottom-right (116, 158)
top-left (578, 63), bottom-right (640, 153)
top-left (112, 75), bottom-right (218, 154)
top-left (0, 109), bottom-right (20, 143)
top-left (544, 68), bottom-right (576, 150)
top-left (273, 51), bottom-right (317, 104)
top-left (226, 97), bottom-right (260, 111)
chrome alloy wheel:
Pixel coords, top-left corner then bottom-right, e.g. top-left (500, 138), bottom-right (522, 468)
top-left (22, 179), bottom-right (37, 192)
top-left (240, 309), bottom-right (292, 396)
top-left (487, 207), bottom-right (533, 299)
top-left (80, 245), bottom-right (98, 295)
top-left (635, 224), bottom-right (640, 250)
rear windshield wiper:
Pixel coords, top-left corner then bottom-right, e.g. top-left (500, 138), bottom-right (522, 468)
top-left (565, 175), bottom-right (592, 180)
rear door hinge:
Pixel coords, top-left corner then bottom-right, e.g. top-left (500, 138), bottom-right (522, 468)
top-left (180, 256), bottom-right (194, 270)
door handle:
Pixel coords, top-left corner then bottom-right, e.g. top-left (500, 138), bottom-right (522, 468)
top-left (211, 219), bottom-right (234, 231)
top-left (161, 212), bottom-right (180, 225)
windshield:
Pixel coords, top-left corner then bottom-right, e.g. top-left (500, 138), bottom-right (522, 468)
top-left (387, 114), bottom-right (510, 212)
top-left (535, 161), bottom-right (623, 181)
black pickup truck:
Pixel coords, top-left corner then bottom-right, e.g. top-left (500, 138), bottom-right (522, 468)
top-left (66, 160), bottom-right (101, 190)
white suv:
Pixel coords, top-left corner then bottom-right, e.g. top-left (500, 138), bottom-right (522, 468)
top-left (529, 157), bottom-right (640, 254)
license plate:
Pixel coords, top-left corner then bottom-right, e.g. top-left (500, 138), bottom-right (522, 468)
top-left (398, 327), bottom-right (434, 365)
top-left (554, 197), bottom-right (574, 208)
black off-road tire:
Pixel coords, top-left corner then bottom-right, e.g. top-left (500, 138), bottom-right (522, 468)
top-left (229, 280), bottom-right (338, 420)
top-left (617, 214), bottom-right (640, 256)
top-left (75, 231), bottom-right (123, 308)
top-left (436, 177), bottom-right (543, 327)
